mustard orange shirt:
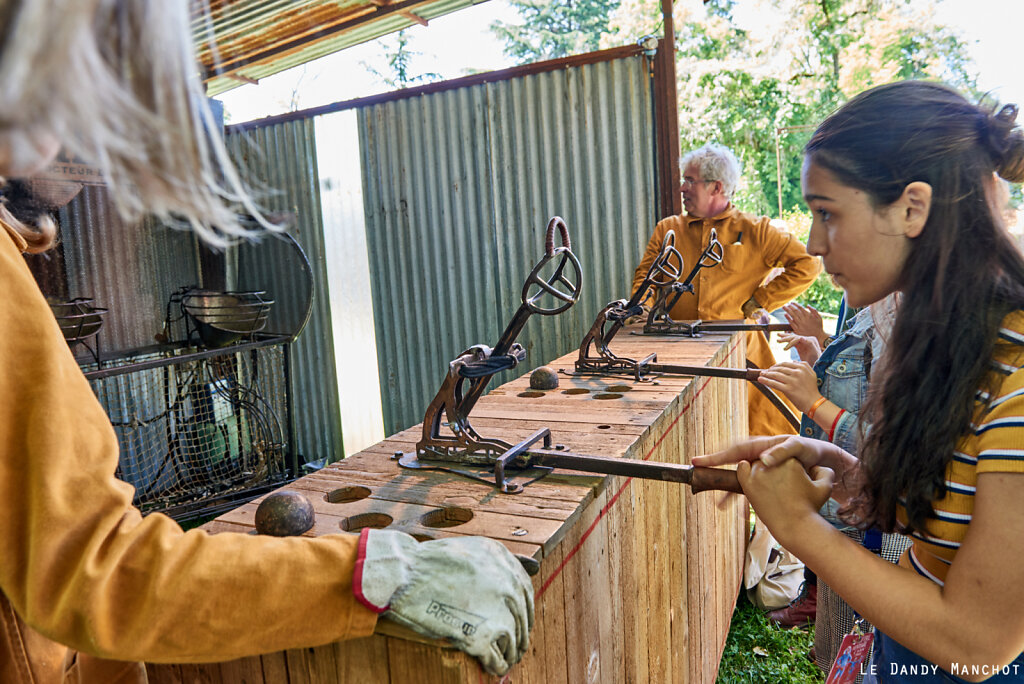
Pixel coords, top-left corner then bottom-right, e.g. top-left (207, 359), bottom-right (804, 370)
top-left (0, 220), bottom-right (376, 677)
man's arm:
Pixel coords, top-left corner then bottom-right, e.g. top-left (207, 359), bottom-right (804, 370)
top-left (750, 220), bottom-right (820, 313)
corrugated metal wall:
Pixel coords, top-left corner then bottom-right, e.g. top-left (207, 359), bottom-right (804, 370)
top-left (57, 187), bottom-right (198, 355)
top-left (226, 120), bottom-right (345, 464)
top-left (359, 54), bottom-right (657, 433)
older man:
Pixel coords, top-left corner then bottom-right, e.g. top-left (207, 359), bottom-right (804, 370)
top-left (631, 143), bottom-right (819, 435)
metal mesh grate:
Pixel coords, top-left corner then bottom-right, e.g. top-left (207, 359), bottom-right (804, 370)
top-left (87, 343), bottom-right (292, 521)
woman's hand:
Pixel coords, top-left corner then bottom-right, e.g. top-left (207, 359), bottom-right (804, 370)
top-left (694, 435), bottom-right (860, 504)
top-left (758, 361), bottom-right (820, 413)
top-left (693, 434), bottom-right (820, 469)
top-left (783, 302), bottom-right (827, 344)
top-left (777, 332), bottom-right (821, 365)
top-left (736, 459), bottom-right (835, 546)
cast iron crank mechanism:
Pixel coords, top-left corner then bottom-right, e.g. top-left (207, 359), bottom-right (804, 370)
top-left (642, 228), bottom-right (724, 334)
top-left (395, 218), bottom-right (742, 495)
top-left (575, 229), bottom-right (684, 377)
top-left (639, 229), bottom-right (793, 337)
top-left (408, 217), bottom-right (582, 465)
top-left (571, 230), bottom-right (800, 429)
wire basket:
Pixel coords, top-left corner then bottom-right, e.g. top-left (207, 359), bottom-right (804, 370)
top-left (180, 290), bottom-right (274, 348)
top-left (50, 298), bottom-right (107, 364)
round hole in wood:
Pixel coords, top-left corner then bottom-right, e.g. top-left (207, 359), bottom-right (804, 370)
top-left (324, 486), bottom-right (371, 504)
top-left (605, 385), bottom-right (632, 392)
top-left (594, 393), bottom-right (624, 400)
top-left (339, 512), bottom-right (393, 533)
top-left (562, 388), bottom-right (591, 395)
top-left (517, 391), bottom-right (546, 398)
top-left (420, 507), bottom-right (474, 528)
top-left (597, 425), bottom-right (612, 430)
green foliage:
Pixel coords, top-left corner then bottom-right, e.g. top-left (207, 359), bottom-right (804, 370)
top-left (362, 31), bottom-right (442, 89)
top-left (717, 593), bottom-right (822, 683)
top-left (673, 0), bottom-right (979, 218)
top-left (492, 0), bottom-right (622, 63)
top-left (780, 210), bottom-right (844, 316)
top-left (796, 271), bottom-right (845, 317)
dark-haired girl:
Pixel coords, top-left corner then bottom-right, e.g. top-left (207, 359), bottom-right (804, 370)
top-left (695, 80), bottom-right (1024, 681)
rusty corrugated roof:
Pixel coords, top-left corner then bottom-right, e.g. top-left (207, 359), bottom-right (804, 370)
top-left (192, 0), bottom-right (489, 96)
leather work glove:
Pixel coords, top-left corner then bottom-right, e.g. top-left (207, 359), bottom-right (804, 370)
top-left (354, 528), bottom-right (534, 676)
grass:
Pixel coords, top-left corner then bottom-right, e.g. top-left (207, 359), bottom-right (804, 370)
top-left (717, 592), bottom-right (823, 683)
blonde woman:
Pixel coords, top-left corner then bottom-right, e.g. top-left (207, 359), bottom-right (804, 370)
top-left (0, 2), bottom-right (532, 681)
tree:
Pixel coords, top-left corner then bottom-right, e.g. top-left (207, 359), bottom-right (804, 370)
top-left (492, 0), bottom-right (622, 63)
top-left (496, 0), bottom-right (983, 215)
top-left (362, 30), bottom-right (442, 89)
top-left (669, 0), bottom-right (978, 215)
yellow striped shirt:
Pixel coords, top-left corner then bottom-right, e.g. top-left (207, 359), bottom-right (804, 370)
top-left (898, 311), bottom-right (1024, 585)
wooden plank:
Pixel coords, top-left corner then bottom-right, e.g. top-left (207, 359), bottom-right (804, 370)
top-left (530, 544), bottom-right (568, 684)
top-left (218, 494), bottom-right (565, 550)
top-left (332, 636), bottom-right (391, 682)
top-left (179, 664), bottom-right (222, 683)
top-left (557, 482), bottom-right (610, 683)
top-left (384, 638), bottom-right (482, 683)
top-left (218, 655), bottom-right (265, 683)
top-left (144, 664), bottom-right (183, 683)
top-left (259, 652), bottom-right (290, 684)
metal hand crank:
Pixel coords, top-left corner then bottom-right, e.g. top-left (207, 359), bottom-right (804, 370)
top-left (642, 228), bottom-right (723, 334)
top-left (575, 229), bottom-right (682, 374)
top-left (405, 217), bottom-right (582, 466)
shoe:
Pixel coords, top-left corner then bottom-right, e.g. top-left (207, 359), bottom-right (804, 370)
top-left (768, 582), bottom-right (817, 627)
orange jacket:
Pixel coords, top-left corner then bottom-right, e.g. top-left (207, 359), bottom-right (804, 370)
top-left (631, 206), bottom-right (819, 320)
top-left (0, 222), bottom-right (376, 683)
top-left (631, 207), bottom-right (817, 436)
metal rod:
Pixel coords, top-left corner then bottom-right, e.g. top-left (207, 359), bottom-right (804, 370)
top-left (84, 335), bottom-right (290, 380)
top-left (687, 322), bottom-right (792, 334)
top-left (527, 448), bottom-right (742, 494)
top-left (645, 362), bottom-right (761, 381)
top-left (492, 429), bottom-right (741, 494)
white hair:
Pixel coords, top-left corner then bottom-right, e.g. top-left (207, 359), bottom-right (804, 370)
top-left (679, 143), bottom-right (742, 199)
top-left (0, 0), bottom-right (279, 248)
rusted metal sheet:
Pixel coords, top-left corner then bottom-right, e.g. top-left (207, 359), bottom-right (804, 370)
top-left (225, 119), bottom-right (346, 465)
top-left (56, 187), bottom-right (198, 356)
top-left (192, 0), bottom-right (487, 96)
top-left (358, 52), bottom-right (657, 433)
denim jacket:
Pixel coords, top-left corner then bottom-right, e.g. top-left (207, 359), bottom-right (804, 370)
top-left (798, 308), bottom-right (875, 453)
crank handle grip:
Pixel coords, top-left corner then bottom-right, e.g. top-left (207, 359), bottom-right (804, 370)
top-left (689, 466), bottom-right (743, 494)
top-left (545, 216), bottom-right (571, 255)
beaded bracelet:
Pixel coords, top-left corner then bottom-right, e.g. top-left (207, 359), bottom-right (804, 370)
top-left (806, 396), bottom-right (828, 420)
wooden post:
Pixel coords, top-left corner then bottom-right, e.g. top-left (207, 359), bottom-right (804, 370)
top-left (654, 0), bottom-right (681, 220)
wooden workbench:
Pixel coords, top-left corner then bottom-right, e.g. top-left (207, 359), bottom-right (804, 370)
top-left (146, 329), bottom-right (750, 683)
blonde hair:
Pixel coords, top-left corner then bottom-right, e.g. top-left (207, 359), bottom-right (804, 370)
top-left (0, 0), bottom-right (278, 248)
top-left (0, 201), bottom-right (56, 255)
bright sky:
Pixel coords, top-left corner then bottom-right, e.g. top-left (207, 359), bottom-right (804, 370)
top-left (218, 1), bottom-right (519, 123)
top-left (934, 0), bottom-right (1024, 108)
top-left (218, 0), bottom-right (1024, 125)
